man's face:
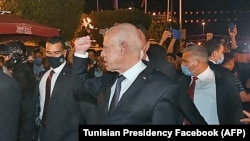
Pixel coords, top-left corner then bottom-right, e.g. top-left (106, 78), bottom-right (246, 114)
top-left (101, 37), bottom-right (122, 72)
top-left (215, 45), bottom-right (224, 62)
top-left (45, 42), bottom-right (66, 58)
top-left (165, 56), bottom-right (176, 65)
top-left (181, 51), bottom-right (199, 76)
top-left (34, 52), bottom-right (43, 59)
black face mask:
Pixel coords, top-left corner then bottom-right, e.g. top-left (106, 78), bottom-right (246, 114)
top-left (46, 55), bottom-right (65, 68)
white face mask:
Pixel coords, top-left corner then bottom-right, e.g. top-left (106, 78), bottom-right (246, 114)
top-left (216, 53), bottom-right (224, 64)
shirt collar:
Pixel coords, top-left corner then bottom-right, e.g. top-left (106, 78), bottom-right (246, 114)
top-left (121, 60), bottom-right (146, 82)
top-left (49, 61), bottom-right (66, 74)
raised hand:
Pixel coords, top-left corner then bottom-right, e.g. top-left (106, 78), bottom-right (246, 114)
top-left (228, 25), bottom-right (237, 37)
top-left (74, 36), bottom-right (92, 55)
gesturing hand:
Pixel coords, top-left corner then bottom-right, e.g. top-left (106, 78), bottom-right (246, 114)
top-left (74, 36), bottom-right (92, 55)
top-left (240, 110), bottom-right (250, 124)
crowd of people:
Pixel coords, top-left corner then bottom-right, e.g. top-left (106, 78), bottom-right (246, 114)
top-left (0, 22), bottom-right (250, 141)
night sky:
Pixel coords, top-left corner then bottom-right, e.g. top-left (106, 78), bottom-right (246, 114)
top-left (83, 0), bottom-right (250, 38)
top-left (83, 0), bottom-right (250, 13)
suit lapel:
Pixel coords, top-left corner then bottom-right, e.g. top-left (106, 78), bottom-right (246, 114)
top-left (112, 67), bottom-right (154, 112)
top-left (103, 73), bottom-right (119, 114)
top-left (50, 64), bottom-right (70, 100)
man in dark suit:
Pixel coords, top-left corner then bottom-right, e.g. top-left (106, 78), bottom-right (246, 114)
top-left (144, 43), bottom-right (177, 80)
top-left (0, 68), bottom-right (21, 141)
top-left (36, 36), bottom-right (97, 141)
top-left (179, 45), bottom-right (244, 124)
top-left (137, 27), bottom-right (206, 124)
top-left (73, 23), bottom-right (189, 124)
top-left (136, 24), bottom-right (176, 80)
top-left (0, 40), bottom-right (38, 141)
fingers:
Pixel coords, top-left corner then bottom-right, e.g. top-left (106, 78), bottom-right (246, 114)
top-left (240, 118), bottom-right (250, 124)
top-left (240, 110), bottom-right (250, 124)
top-left (74, 36), bottom-right (91, 46)
top-left (74, 36), bottom-right (92, 54)
top-left (243, 110), bottom-right (250, 117)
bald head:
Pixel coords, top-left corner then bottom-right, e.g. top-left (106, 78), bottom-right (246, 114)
top-left (101, 23), bottom-right (144, 73)
top-left (104, 23), bottom-right (143, 52)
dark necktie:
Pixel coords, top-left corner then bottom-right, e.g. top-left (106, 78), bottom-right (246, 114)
top-left (109, 75), bottom-right (126, 112)
top-left (188, 76), bottom-right (198, 100)
top-left (42, 70), bottom-right (55, 126)
top-left (184, 76), bottom-right (198, 125)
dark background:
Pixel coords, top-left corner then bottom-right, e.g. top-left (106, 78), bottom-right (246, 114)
top-left (83, 0), bottom-right (250, 42)
top-left (83, 0), bottom-right (250, 13)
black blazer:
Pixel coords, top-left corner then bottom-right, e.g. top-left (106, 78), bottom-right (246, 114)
top-left (179, 65), bottom-right (244, 124)
top-left (145, 57), bottom-right (177, 81)
top-left (145, 60), bottom-right (207, 125)
top-left (0, 70), bottom-right (21, 141)
top-left (73, 56), bottom-right (192, 124)
top-left (39, 63), bottom-right (97, 141)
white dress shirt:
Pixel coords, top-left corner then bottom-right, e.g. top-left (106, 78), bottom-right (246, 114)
top-left (194, 66), bottom-right (220, 124)
top-left (38, 61), bottom-right (66, 119)
top-left (108, 60), bottom-right (146, 109)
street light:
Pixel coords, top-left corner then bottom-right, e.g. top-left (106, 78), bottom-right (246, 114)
top-left (202, 22), bottom-right (205, 35)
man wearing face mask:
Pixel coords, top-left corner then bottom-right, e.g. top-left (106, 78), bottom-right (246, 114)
top-left (179, 45), bottom-right (244, 124)
top-left (202, 39), bottom-right (239, 81)
top-left (33, 49), bottom-right (45, 81)
top-left (203, 39), bottom-right (228, 69)
top-left (137, 24), bottom-right (206, 124)
top-left (36, 36), bottom-right (97, 141)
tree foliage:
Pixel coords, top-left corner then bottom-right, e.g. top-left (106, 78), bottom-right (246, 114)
top-left (74, 9), bottom-right (152, 46)
top-left (3, 0), bottom-right (85, 40)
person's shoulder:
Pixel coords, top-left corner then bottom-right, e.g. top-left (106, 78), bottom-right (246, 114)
top-left (150, 68), bottom-right (177, 85)
top-left (0, 71), bottom-right (19, 87)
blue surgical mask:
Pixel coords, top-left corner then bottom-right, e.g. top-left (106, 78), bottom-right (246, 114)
top-left (216, 54), bottom-right (224, 64)
top-left (181, 63), bottom-right (198, 76)
top-left (34, 58), bottom-right (42, 65)
top-left (181, 65), bottom-right (192, 76)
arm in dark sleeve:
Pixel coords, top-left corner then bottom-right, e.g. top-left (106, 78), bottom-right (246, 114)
top-left (72, 56), bottom-right (101, 99)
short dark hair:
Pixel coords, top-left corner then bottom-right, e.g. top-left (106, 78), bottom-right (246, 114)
top-left (165, 53), bottom-right (176, 60)
top-left (46, 36), bottom-right (67, 49)
top-left (203, 39), bottom-right (222, 57)
top-left (221, 53), bottom-right (234, 65)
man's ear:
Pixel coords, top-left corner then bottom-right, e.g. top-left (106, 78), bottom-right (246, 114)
top-left (212, 51), bottom-right (217, 57)
top-left (120, 41), bottom-right (128, 55)
top-left (144, 41), bottom-right (150, 52)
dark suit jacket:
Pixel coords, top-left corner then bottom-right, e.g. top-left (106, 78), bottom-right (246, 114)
top-left (39, 63), bottom-right (97, 141)
top-left (12, 63), bottom-right (38, 141)
top-left (73, 56), bottom-right (185, 124)
top-left (145, 60), bottom-right (207, 124)
top-left (179, 65), bottom-right (244, 124)
top-left (176, 73), bottom-right (207, 125)
top-left (146, 57), bottom-right (177, 81)
top-left (0, 70), bottom-right (21, 141)
top-left (146, 43), bottom-right (176, 80)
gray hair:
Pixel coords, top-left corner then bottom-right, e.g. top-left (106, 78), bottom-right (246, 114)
top-left (183, 45), bottom-right (208, 63)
